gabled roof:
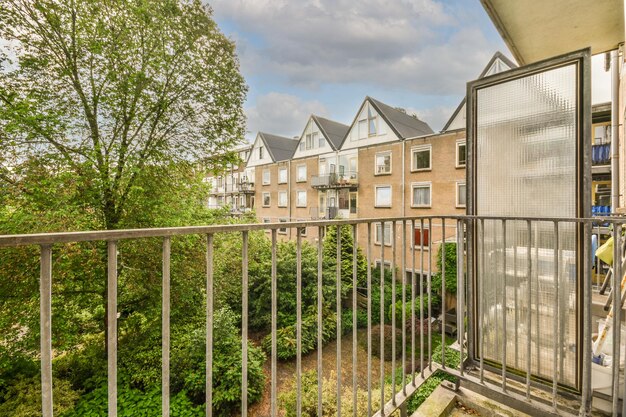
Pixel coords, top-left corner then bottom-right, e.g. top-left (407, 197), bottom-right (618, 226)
top-left (259, 132), bottom-right (299, 162)
top-left (441, 51), bottom-right (517, 132)
top-left (312, 115), bottom-right (350, 150)
top-left (368, 97), bottom-right (434, 139)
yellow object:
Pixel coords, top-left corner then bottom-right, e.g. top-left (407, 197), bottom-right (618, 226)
top-left (596, 236), bottom-right (614, 266)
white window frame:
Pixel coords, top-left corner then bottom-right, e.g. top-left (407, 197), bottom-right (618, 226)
top-left (374, 151), bottom-right (392, 175)
top-left (278, 218), bottom-right (288, 235)
top-left (456, 181), bottom-right (466, 208)
top-left (456, 140), bottom-right (466, 168)
top-left (278, 191), bottom-right (288, 207)
top-left (411, 223), bottom-right (430, 250)
top-left (262, 169), bottom-right (271, 185)
top-left (262, 192), bottom-right (271, 207)
top-left (411, 145), bottom-right (432, 172)
top-left (278, 167), bottom-right (288, 184)
top-left (296, 164), bottom-right (307, 182)
top-left (296, 190), bottom-right (307, 207)
top-left (374, 222), bottom-right (392, 246)
top-left (374, 185), bottom-right (392, 208)
top-left (411, 182), bottom-right (432, 208)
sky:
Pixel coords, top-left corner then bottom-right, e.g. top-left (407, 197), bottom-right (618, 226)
top-left (208, 0), bottom-right (612, 142)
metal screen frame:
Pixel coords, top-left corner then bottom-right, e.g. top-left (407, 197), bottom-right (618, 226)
top-left (466, 47), bottom-right (591, 392)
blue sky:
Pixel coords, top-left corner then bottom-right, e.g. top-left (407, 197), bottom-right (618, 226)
top-left (209, 0), bottom-right (610, 141)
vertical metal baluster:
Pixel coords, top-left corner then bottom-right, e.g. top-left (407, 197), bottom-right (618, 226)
top-left (206, 234), bottom-right (214, 417)
top-left (401, 220), bottom-right (407, 396)
top-left (40, 245), bottom-right (53, 417)
top-left (352, 224), bottom-right (358, 417)
top-left (552, 222), bottom-right (559, 410)
top-left (458, 220), bottom-right (465, 376)
top-left (108, 241), bottom-right (118, 417)
top-left (271, 230), bottom-right (278, 417)
top-left (612, 223), bottom-right (622, 415)
top-left (367, 223), bottom-right (373, 417)
top-left (526, 220), bottom-right (532, 400)
top-left (411, 219), bottom-right (416, 385)
top-left (581, 220), bottom-right (592, 415)
top-left (336, 225), bottom-right (342, 417)
top-left (479, 219), bottom-right (485, 383)
top-left (380, 222), bottom-right (385, 416)
top-left (420, 219), bottom-right (425, 379)
top-left (162, 238), bottom-right (171, 417)
top-left (534, 223), bottom-right (540, 375)
top-left (441, 221), bottom-right (446, 369)
top-left (241, 231), bottom-right (249, 417)
top-left (391, 221), bottom-right (397, 405)
top-left (502, 220), bottom-right (507, 391)
top-left (428, 218), bottom-right (432, 372)
top-left (317, 227), bottom-right (324, 417)
top-left (297, 228), bottom-right (303, 417)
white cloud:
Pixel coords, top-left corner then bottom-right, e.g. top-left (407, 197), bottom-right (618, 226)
top-left (245, 92), bottom-right (329, 139)
top-left (211, 0), bottom-right (503, 94)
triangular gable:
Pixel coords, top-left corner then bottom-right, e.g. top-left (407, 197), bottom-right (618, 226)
top-left (246, 132), bottom-right (275, 167)
top-left (340, 98), bottom-right (397, 150)
top-left (292, 116), bottom-right (335, 158)
top-left (441, 52), bottom-right (517, 132)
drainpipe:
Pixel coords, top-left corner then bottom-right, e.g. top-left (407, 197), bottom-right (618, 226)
top-left (401, 141), bottom-right (406, 218)
top-left (288, 160), bottom-right (292, 238)
top-left (611, 49), bottom-right (620, 212)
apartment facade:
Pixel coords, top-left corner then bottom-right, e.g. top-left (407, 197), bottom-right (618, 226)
top-left (207, 52), bottom-right (515, 270)
top-left (207, 144), bottom-right (253, 213)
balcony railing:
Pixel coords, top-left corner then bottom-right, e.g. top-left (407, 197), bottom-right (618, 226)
top-left (1, 215), bottom-right (626, 416)
top-left (311, 172), bottom-right (358, 189)
top-left (237, 181), bottom-right (255, 193)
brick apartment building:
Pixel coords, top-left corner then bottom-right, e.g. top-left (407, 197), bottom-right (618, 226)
top-left (207, 52), bottom-right (516, 274)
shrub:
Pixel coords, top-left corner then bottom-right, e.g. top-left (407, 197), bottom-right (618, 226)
top-left (171, 306), bottom-right (266, 415)
top-left (262, 311), bottom-right (337, 360)
top-left (389, 294), bottom-right (441, 328)
top-left (369, 324), bottom-right (402, 360)
top-left (61, 382), bottom-right (204, 417)
top-left (431, 242), bottom-right (457, 296)
top-left (279, 370), bottom-right (401, 417)
top-left (0, 375), bottom-right (80, 417)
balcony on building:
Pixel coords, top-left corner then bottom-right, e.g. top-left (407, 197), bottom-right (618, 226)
top-left (237, 179), bottom-right (255, 194)
top-left (310, 171), bottom-right (358, 189)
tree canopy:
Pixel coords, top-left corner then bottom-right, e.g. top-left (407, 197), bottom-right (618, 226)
top-left (0, 0), bottom-right (247, 230)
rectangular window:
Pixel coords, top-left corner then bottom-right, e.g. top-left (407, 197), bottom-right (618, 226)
top-left (375, 151), bottom-right (392, 175)
top-left (296, 190), bottom-right (307, 207)
top-left (456, 182), bottom-right (466, 208)
top-left (319, 137), bottom-right (326, 148)
top-left (263, 192), bottom-right (271, 207)
top-left (375, 185), bottom-right (392, 207)
top-left (338, 189), bottom-right (349, 210)
top-left (259, 146), bottom-right (264, 160)
top-left (456, 141), bottom-right (466, 167)
top-left (411, 145), bottom-right (431, 171)
top-left (263, 218), bottom-right (270, 224)
top-left (299, 141), bottom-right (305, 151)
top-left (278, 191), bottom-right (288, 207)
top-left (368, 105), bottom-right (378, 136)
top-left (278, 219), bottom-right (288, 234)
top-left (217, 176), bottom-right (223, 188)
top-left (349, 192), bottom-right (357, 214)
top-left (306, 134), bottom-right (312, 150)
top-left (298, 226), bottom-right (307, 237)
top-left (358, 119), bottom-right (368, 139)
top-left (297, 165), bottom-right (307, 182)
top-left (263, 169), bottom-right (270, 185)
top-left (375, 222), bottom-right (392, 246)
top-left (411, 182), bottom-right (431, 207)
top-left (413, 225), bottom-right (430, 248)
top-left (278, 167), bottom-right (288, 184)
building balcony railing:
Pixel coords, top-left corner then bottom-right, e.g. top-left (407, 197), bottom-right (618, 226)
top-left (2, 214), bottom-right (625, 416)
top-left (310, 171), bottom-right (358, 189)
top-left (237, 180), bottom-right (255, 193)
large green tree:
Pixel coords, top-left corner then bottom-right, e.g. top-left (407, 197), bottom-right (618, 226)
top-left (0, 0), bottom-right (246, 230)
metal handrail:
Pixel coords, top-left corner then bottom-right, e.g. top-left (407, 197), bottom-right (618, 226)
top-left (4, 214), bottom-right (626, 416)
